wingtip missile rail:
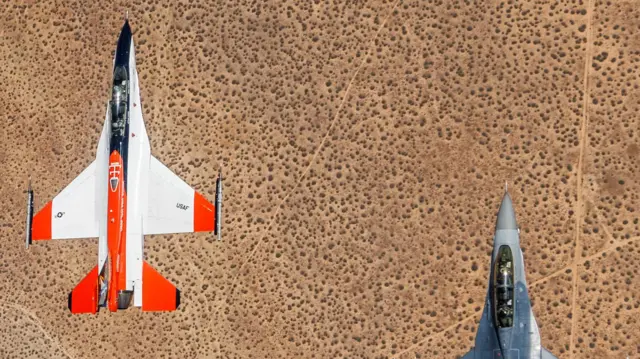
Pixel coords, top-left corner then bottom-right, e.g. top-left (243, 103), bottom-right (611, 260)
top-left (25, 179), bottom-right (33, 249)
top-left (215, 167), bottom-right (223, 241)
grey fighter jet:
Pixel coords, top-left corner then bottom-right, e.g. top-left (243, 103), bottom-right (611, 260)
top-left (461, 191), bottom-right (557, 359)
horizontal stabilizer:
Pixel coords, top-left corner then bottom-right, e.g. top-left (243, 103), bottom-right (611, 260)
top-left (68, 265), bottom-right (99, 314)
top-left (142, 261), bottom-right (180, 311)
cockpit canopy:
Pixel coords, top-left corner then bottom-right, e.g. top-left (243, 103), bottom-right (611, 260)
top-left (493, 245), bottom-right (515, 328)
top-left (110, 66), bottom-right (129, 137)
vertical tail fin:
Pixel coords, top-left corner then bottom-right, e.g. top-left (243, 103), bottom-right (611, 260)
top-left (141, 261), bottom-right (180, 311)
top-left (68, 266), bottom-right (99, 314)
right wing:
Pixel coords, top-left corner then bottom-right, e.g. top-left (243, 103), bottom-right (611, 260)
top-left (541, 347), bottom-right (558, 359)
top-left (143, 156), bottom-right (216, 235)
top-left (32, 161), bottom-right (99, 240)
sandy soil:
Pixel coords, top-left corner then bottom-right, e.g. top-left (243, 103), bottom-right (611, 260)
top-left (0, 1), bottom-right (638, 358)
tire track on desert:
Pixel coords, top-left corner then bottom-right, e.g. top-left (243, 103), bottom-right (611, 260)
top-left (212, 1), bottom-right (403, 355)
top-left (569, 0), bottom-right (594, 357)
top-left (230, 0), bottom-right (402, 289)
top-left (0, 302), bottom-right (74, 359)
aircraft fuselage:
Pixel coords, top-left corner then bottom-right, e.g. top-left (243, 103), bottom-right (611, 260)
top-left (462, 193), bottom-right (557, 358)
top-left (27, 19), bottom-right (222, 315)
top-left (105, 22), bottom-right (134, 312)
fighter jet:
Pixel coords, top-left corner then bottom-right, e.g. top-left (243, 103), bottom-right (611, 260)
top-left (461, 191), bottom-right (556, 359)
top-left (25, 19), bottom-right (223, 314)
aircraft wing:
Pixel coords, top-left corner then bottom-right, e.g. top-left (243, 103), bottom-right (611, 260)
top-left (541, 347), bottom-right (558, 359)
top-left (511, 280), bottom-right (543, 352)
top-left (469, 285), bottom-right (501, 357)
top-left (31, 107), bottom-right (110, 242)
top-left (143, 155), bottom-right (216, 235)
top-left (31, 161), bottom-right (99, 240)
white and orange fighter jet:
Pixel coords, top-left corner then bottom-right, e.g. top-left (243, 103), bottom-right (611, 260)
top-left (25, 19), bottom-right (223, 314)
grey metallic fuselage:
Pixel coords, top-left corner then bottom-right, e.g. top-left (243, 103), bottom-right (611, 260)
top-left (488, 194), bottom-right (541, 358)
top-left (462, 193), bottom-right (556, 359)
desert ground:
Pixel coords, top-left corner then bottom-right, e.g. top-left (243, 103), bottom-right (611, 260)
top-left (0, 0), bottom-right (638, 358)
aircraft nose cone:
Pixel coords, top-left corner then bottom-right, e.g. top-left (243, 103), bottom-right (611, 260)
top-left (119, 20), bottom-right (132, 40)
top-left (121, 19), bottom-right (131, 31)
top-left (114, 20), bottom-right (133, 68)
top-left (496, 192), bottom-right (518, 230)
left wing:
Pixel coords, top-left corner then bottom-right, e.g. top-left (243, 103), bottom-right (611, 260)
top-left (31, 111), bottom-right (110, 242)
top-left (142, 156), bottom-right (216, 235)
top-left (464, 269), bottom-right (500, 358)
top-left (471, 286), bottom-right (501, 356)
top-left (32, 161), bottom-right (99, 240)
top-left (459, 291), bottom-right (500, 359)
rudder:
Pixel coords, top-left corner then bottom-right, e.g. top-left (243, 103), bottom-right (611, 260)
top-left (142, 261), bottom-right (180, 311)
top-left (68, 265), bottom-right (99, 314)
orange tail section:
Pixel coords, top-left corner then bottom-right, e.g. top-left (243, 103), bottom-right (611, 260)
top-left (142, 261), bottom-right (180, 312)
top-left (68, 266), bottom-right (99, 314)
